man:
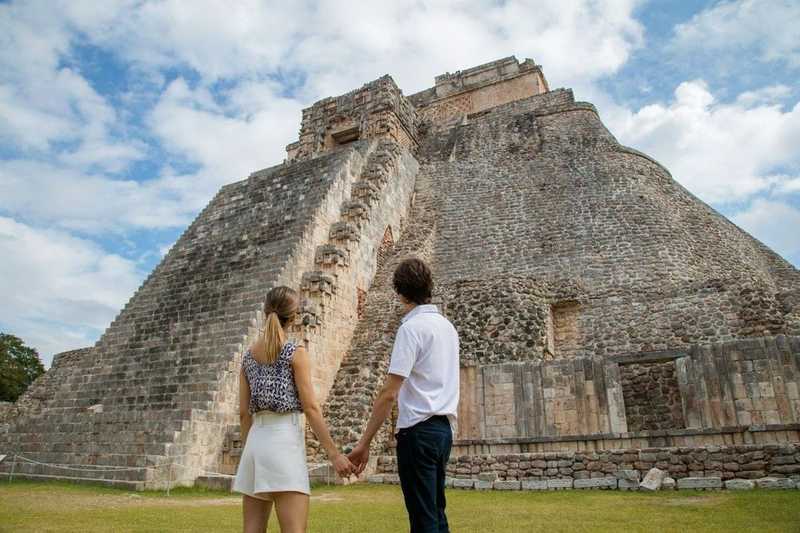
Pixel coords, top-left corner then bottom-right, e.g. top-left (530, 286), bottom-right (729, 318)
top-left (348, 257), bottom-right (460, 533)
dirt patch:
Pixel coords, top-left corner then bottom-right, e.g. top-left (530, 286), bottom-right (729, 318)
top-left (660, 495), bottom-right (723, 507)
top-left (311, 493), bottom-right (345, 503)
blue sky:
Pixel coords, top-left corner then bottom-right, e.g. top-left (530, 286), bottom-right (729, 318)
top-left (1, 0), bottom-right (798, 366)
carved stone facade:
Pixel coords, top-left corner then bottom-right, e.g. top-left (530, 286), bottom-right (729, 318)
top-left (286, 76), bottom-right (418, 163)
top-left (1, 56), bottom-right (798, 490)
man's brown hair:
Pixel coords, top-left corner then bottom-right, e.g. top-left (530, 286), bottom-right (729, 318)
top-left (393, 258), bottom-right (433, 305)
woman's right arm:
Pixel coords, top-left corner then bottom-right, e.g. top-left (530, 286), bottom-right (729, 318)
top-left (292, 345), bottom-right (354, 477)
top-left (239, 368), bottom-right (252, 446)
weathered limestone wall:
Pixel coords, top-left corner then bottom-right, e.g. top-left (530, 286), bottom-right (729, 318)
top-left (315, 84), bottom-right (799, 466)
top-left (457, 357), bottom-right (623, 440)
top-left (620, 361), bottom-right (685, 432)
top-left (409, 57), bottom-right (547, 127)
top-left (0, 402), bottom-right (16, 435)
top-left (376, 441), bottom-right (800, 488)
top-left (439, 279), bottom-right (550, 366)
top-left (455, 336), bottom-right (800, 445)
top-left (420, 88), bottom-right (800, 359)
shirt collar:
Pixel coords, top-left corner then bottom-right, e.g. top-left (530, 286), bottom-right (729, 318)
top-left (401, 303), bottom-right (439, 323)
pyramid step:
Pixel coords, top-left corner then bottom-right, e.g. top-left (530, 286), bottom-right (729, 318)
top-left (195, 474), bottom-right (234, 491)
top-left (329, 222), bottom-right (361, 244)
top-left (315, 244), bottom-right (349, 268)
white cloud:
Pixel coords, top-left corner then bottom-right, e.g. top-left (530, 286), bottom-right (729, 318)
top-left (59, 0), bottom-right (644, 93)
top-left (671, 0), bottom-right (800, 67)
top-left (149, 77), bottom-right (301, 181)
top-left (736, 85), bottom-right (793, 107)
top-left (775, 177), bottom-right (800, 194)
top-left (0, 160), bottom-right (199, 232)
top-left (0, 3), bottom-right (144, 173)
top-left (1, 0), bottom-right (647, 236)
top-left (0, 217), bottom-right (143, 365)
top-left (732, 199), bottom-right (800, 261)
top-left (610, 80), bottom-right (800, 203)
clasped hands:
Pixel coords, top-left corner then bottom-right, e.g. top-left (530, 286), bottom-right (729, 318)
top-left (331, 442), bottom-right (370, 478)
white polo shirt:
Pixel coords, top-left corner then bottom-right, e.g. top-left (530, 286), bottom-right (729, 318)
top-left (388, 304), bottom-right (460, 433)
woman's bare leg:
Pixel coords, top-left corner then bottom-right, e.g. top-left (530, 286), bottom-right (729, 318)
top-left (271, 491), bottom-right (310, 533)
top-left (243, 494), bottom-right (272, 533)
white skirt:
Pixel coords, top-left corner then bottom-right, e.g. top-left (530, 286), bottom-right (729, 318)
top-left (232, 411), bottom-right (310, 500)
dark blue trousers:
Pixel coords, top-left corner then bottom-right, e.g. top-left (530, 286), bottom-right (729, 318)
top-left (396, 415), bottom-right (452, 533)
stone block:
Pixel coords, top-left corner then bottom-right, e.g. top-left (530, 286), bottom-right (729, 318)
top-left (477, 471), bottom-right (498, 482)
top-left (662, 477), bottom-right (676, 490)
top-left (677, 477), bottom-right (723, 490)
top-left (521, 480), bottom-right (548, 491)
top-left (640, 468), bottom-right (666, 491)
top-left (366, 474), bottom-right (385, 484)
top-left (618, 479), bottom-right (640, 491)
top-left (755, 477), bottom-right (796, 490)
top-left (444, 477), bottom-right (455, 488)
top-left (771, 465), bottom-right (800, 475)
top-left (615, 469), bottom-right (640, 481)
top-left (724, 479), bottom-right (755, 490)
top-left (384, 474), bottom-right (400, 485)
top-left (493, 480), bottom-right (521, 490)
top-left (574, 477), bottom-right (617, 490)
top-left (547, 478), bottom-right (573, 490)
top-left (474, 480), bottom-right (493, 490)
top-left (453, 479), bottom-right (475, 489)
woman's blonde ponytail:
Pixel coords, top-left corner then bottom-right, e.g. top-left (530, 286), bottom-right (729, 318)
top-left (254, 286), bottom-right (300, 364)
top-left (261, 311), bottom-right (286, 364)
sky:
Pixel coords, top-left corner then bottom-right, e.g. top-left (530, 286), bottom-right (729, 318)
top-left (1, 0), bottom-right (798, 367)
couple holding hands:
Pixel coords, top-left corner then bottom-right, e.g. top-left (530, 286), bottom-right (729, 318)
top-left (233, 258), bottom-right (460, 533)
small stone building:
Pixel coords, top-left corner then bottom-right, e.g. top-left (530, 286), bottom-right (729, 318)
top-left (1, 57), bottom-right (799, 490)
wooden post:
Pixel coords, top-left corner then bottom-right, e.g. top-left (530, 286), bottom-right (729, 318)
top-left (9, 454), bottom-right (17, 483)
top-left (166, 458), bottom-right (173, 497)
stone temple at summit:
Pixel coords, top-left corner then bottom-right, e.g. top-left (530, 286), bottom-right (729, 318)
top-left (2, 56), bottom-right (799, 491)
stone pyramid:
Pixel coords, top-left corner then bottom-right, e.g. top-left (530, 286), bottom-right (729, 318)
top-left (2, 57), bottom-right (798, 490)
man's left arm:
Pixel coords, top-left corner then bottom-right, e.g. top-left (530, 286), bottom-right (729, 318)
top-left (348, 373), bottom-right (405, 474)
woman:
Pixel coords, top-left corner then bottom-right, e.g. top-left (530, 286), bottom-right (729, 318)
top-left (233, 286), bottom-right (354, 533)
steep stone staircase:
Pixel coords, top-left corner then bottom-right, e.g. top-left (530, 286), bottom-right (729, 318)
top-left (0, 146), bottom-right (372, 489)
top-left (315, 151), bottom-right (443, 463)
top-left (201, 139), bottom-right (417, 487)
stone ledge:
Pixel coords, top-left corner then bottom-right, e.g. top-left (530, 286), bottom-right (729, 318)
top-left (677, 477), bottom-right (723, 490)
top-left (453, 423), bottom-right (800, 447)
top-left (756, 477), bottom-right (797, 490)
top-left (725, 479), bottom-right (755, 490)
top-left (195, 474), bottom-right (234, 491)
top-left (547, 479), bottom-right (573, 490)
top-left (574, 477), bottom-right (617, 490)
top-left (363, 474), bottom-right (797, 492)
top-left (493, 480), bottom-right (521, 490)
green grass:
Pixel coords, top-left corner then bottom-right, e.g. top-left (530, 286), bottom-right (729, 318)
top-left (1, 479), bottom-right (799, 532)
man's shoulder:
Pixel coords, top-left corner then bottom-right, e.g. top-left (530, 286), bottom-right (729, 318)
top-left (404, 311), bottom-right (457, 336)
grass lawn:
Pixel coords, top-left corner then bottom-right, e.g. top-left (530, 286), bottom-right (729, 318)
top-left (1, 479), bottom-right (799, 532)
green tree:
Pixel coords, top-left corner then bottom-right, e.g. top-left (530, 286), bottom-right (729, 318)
top-left (0, 333), bottom-right (45, 402)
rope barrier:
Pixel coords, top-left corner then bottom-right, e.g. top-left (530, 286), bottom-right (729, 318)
top-left (14, 455), bottom-right (156, 472)
top-left (4, 454), bottom-right (338, 489)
